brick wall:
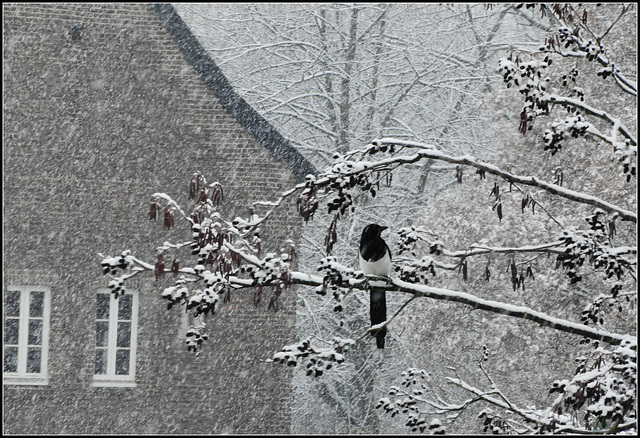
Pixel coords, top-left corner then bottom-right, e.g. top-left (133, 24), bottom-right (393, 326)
top-left (3, 3), bottom-right (309, 433)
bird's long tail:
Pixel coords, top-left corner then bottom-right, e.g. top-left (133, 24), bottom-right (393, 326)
top-left (370, 290), bottom-right (387, 349)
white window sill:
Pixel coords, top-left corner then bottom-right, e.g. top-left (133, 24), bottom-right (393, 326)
top-left (92, 378), bottom-right (136, 388)
top-left (3, 375), bottom-right (49, 386)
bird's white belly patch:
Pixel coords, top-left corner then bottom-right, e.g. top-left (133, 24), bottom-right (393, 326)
top-left (359, 254), bottom-right (391, 276)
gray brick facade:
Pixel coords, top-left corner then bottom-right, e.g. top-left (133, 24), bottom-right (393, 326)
top-left (3, 3), bottom-right (313, 433)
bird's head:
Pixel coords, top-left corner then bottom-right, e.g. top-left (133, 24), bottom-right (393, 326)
top-left (362, 224), bottom-right (388, 239)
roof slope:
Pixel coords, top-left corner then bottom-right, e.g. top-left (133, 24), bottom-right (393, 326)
top-left (154, 4), bottom-right (317, 182)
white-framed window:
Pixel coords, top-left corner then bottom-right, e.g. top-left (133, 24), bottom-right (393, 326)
top-left (3, 285), bottom-right (51, 386)
top-left (93, 289), bottom-right (138, 387)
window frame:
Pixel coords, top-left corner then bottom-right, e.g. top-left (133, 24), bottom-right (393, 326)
top-left (3, 285), bottom-right (51, 386)
top-left (92, 289), bottom-right (138, 388)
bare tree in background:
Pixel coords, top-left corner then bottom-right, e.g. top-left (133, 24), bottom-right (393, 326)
top-left (173, 4), bottom-right (540, 163)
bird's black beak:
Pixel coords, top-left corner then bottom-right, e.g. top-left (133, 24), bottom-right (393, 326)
top-left (380, 226), bottom-right (388, 232)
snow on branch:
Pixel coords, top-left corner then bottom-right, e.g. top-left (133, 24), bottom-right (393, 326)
top-left (389, 278), bottom-right (628, 346)
top-left (100, 228), bottom-right (629, 356)
top-left (398, 225), bottom-right (567, 258)
top-left (267, 337), bottom-right (355, 377)
top-left (380, 335), bottom-right (637, 434)
top-left (534, 3), bottom-right (637, 97)
top-left (273, 257), bottom-right (631, 346)
top-left (544, 94), bottom-right (636, 147)
top-left (498, 6), bottom-right (637, 184)
top-left (397, 222), bottom-right (637, 294)
top-left (356, 138), bottom-right (636, 222)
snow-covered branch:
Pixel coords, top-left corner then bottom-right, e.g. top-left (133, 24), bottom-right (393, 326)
top-left (380, 336), bottom-right (637, 434)
top-left (357, 138), bottom-right (636, 222)
top-left (387, 278), bottom-right (628, 346)
top-left (544, 94), bottom-right (637, 148)
top-left (499, 5), bottom-right (637, 186)
top-left (101, 233), bottom-right (631, 355)
top-left (538, 3), bottom-right (637, 97)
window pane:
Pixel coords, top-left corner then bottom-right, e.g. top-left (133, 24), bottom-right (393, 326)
top-left (116, 322), bottom-right (131, 348)
top-left (5, 290), bottom-right (20, 317)
top-left (118, 295), bottom-right (132, 320)
top-left (95, 321), bottom-right (109, 347)
top-left (96, 294), bottom-right (110, 320)
top-left (4, 347), bottom-right (18, 372)
top-left (29, 291), bottom-right (45, 317)
top-left (4, 318), bottom-right (19, 345)
top-left (94, 349), bottom-right (107, 374)
top-left (26, 347), bottom-right (41, 373)
top-left (28, 319), bottom-right (43, 345)
top-left (115, 349), bottom-right (130, 375)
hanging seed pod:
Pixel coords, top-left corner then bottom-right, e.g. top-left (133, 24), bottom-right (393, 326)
top-left (490, 182), bottom-right (500, 198)
top-left (230, 251), bottom-right (241, 268)
top-left (189, 178), bottom-right (197, 200)
top-left (164, 208), bottom-right (174, 229)
top-left (254, 284), bottom-right (262, 307)
top-left (189, 173), bottom-right (206, 200)
top-left (510, 260), bottom-right (518, 291)
top-left (519, 110), bottom-right (528, 134)
top-left (171, 259), bottom-right (180, 276)
top-left (211, 183), bottom-right (224, 207)
top-left (325, 216), bottom-right (338, 255)
top-left (521, 194), bottom-right (530, 213)
top-left (268, 295), bottom-right (279, 312)
top-left (149, 201), bottom-right (159, 221)
top-left (197, 188), bottom-right (208, 203)
top-left (554, 168), bottom-right (563, 186)
top-left (155, 255), bottom-right (165, 280)
top-left (205, 252), bottom-right (216, 267)
top-left (221, 259), bottom-right (231, 275)
top-left (526, 265), bottom-right (535, 280)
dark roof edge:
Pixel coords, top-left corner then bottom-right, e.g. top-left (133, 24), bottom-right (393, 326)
top-left (153, 4), bottom-right (318, 181)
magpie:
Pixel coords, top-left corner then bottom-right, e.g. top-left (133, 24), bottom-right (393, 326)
top-left (359, 224), bottom-right (390, 349)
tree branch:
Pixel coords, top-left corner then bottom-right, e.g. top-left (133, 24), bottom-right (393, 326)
top-left (545, 94), bottom-right (637, 147)
top-left (103, 241), bottom-right (631, 347)
top-left (364, 139), bottom-right (637, 222)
